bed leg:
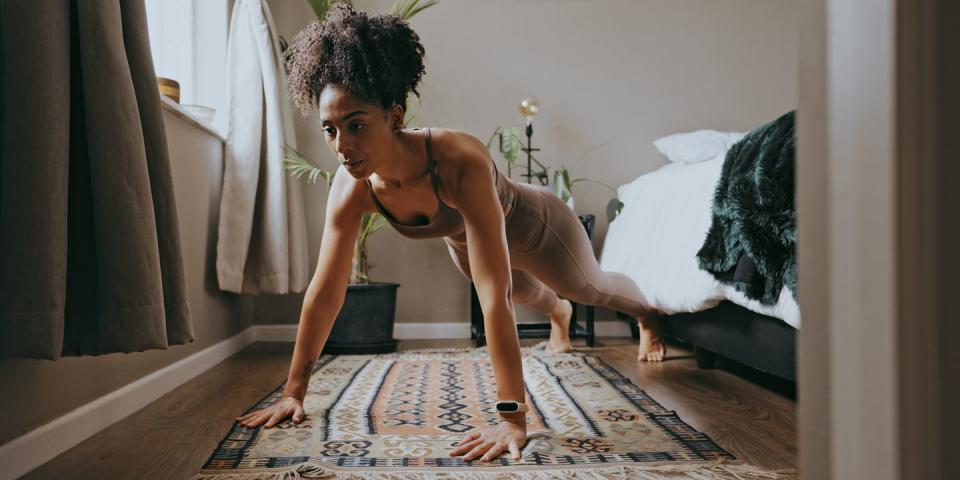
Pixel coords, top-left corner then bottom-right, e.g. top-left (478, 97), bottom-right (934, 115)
top-left (694, 347), bottom-right (717, 369)
top-left (616, 312), bottom-right (641, 340)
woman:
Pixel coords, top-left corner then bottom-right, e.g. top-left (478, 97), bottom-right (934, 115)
top-left (235, 4), bottom-right (663, 462)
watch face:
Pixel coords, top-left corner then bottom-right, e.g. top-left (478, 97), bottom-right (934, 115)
top-left (496, 402), bottom-right (519, 412)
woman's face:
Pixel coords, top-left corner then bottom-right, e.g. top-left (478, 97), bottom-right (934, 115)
top-left (317, 84), bottom-right (402, 179)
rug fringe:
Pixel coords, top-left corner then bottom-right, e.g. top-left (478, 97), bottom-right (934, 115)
top-left (189, 461), bottom-right (795, 480)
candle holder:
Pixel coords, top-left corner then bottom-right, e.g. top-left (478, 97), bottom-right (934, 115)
top-left (519, 97), bottom-right (548, 185)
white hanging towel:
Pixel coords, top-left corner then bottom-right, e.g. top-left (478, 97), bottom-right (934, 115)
top-left (216, 0), bottom-right (309, 294)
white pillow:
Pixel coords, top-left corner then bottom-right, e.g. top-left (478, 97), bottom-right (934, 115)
top-left (653, 129), bottom-right (746, 165)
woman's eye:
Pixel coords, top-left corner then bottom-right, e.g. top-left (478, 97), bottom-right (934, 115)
top-left (350, 123), bottom-right (365, 132)
top-left (322, 127), bottom-right (336, 136)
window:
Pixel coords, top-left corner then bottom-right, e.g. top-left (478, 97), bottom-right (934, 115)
top-left (145, 0), bottom-right (229, 128)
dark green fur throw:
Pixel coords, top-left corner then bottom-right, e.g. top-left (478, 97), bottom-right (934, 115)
top-left (697, 111), bottom-right (797, 305)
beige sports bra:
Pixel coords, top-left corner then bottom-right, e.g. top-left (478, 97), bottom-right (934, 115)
top-left (364, 128), bottom-right (517, 240)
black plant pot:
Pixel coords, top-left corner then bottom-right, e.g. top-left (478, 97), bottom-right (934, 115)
top-left (323, 282), bottom-right (400, 354)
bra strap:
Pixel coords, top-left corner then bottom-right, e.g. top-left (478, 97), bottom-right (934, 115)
top-left (425, 127), bottom-right (434, 168)
top-left (424, 128), bottom-right (451, 208)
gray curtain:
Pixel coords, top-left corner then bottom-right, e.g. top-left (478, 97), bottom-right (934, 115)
top-left (0, 0), bottom-right (193, 360)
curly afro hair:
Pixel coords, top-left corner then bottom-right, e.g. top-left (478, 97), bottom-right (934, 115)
top-left (285, 3), bottom-right (427, 116)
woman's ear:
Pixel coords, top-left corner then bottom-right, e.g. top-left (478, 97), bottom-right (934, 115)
top-left (389, 104), bottom-right (405, 131)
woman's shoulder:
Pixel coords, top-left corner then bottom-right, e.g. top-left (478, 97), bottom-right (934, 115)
top-left (426, 128), bottom-right (498, 207)
top-left (427, 128), bottom-right (491, 176)
top-left (327, 164), bottom-right (378, 215)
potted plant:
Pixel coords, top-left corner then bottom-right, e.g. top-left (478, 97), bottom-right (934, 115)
top-left (285, 148), bottom-right (399, 354)
top-left (486, 127), bottom-right (624, 222)
top-left (283, 0), bottom-right (438, 354)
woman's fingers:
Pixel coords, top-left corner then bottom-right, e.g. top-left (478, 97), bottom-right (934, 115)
top-left (451, 432), bottom-right (481, 449)
top-left (242, 412), bottom-right (269, 428)
top-left (240, 414), bottom-right (260, 427)
top-left (449, 437), bottom-right (484, 456)
top-left (508, 440), bottom-right (521, 460)
top-left (463, 441), bottom-right (495, 462)
top-left (480, 443), bottom-right (507, 462)
top-left (237, 404), bottom-right (304, 429)
top-left (263, 411), bottom-right (286, 428)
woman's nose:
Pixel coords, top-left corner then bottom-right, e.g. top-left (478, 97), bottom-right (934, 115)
top-left (334, 137), bottom-right (352, 157)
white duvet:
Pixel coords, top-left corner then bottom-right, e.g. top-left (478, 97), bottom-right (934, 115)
top-left (599, 159), bottom-right (801, 329)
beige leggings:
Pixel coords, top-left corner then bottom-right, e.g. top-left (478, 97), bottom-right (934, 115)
top-left (443, 183), bottom-right (652, 318)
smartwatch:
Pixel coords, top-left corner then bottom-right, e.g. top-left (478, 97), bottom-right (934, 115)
top-left (494, 400), bottom-right (529, 413)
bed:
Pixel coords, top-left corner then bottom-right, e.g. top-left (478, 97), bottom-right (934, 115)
top-left (600, 131), bottom-right (799, 382)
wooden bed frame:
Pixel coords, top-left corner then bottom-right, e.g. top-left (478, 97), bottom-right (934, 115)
top-left (467, 207), bottom-right (796, 382)
top-left (617, 301), bottom-right (796, 382)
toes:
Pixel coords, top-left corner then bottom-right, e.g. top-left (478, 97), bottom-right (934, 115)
top-left (645, 347), bottom-right (665, 362)
top-left (638, 351), bottom-right (661, 362)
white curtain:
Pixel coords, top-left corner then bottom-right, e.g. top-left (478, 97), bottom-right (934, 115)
top-left (216, 0), bottom-right (309, 294)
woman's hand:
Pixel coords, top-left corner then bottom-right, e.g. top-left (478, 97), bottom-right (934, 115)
top-left (449, 421), bottom-right (527, 462)
top-left (235, 395), bottom-right (306, 429)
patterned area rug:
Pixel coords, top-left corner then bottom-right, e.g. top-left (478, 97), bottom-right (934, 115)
top-left (192, 345), bottom-right (792, 479)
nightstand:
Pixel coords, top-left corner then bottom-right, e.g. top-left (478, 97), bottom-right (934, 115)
top-left (470, 214), bottom-right (596, 348)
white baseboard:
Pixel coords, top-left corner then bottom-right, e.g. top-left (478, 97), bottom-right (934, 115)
top-left (1, 320), bottom-right (634, 479)
top-left (255, 321), bottom-right (634, 341)
top-left (0, 327), bottom-right (258, 480)
top-left (396, 321), bottom-right (633, 339)
top-left (393, 322), bottom-right (472, 339)
top-left (254, 323), bottom-right (471, 341)
top-left (593, 320), bottom-right (634, 337)
top-left (254, 324), bottom-right (303, 342)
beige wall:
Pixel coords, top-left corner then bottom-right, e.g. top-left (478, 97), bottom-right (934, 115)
top-left (796, 0), bottom-right (829, 477)
top-left (798, 0), bottom-right (960, 478)
top-left (259, 0), bottom-right (799, 326)
top-left (0, 110), bottom-right (254, 447)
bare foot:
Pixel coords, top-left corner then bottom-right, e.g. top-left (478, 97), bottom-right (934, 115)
top-left (636, 312), bottom-right (666, 362)
top-left (546, 299), bottom-right (573, 353)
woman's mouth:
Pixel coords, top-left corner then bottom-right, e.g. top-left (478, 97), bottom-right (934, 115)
top-left (344, 159), bottom-right (363, 169)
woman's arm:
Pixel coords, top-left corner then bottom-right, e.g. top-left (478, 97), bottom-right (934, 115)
top-left (283, 166), bottom-right (364, 401)
top-left (442, 133), bottom-right (527, 461)
top-left (237, 166), bottom-right (363, 429)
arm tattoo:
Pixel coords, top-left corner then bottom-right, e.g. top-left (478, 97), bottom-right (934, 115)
top-left (301, 358), bottom-right (317, 383)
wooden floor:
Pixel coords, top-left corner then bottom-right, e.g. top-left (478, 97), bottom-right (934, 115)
top-left (23, 337), bottom-right (796, 479)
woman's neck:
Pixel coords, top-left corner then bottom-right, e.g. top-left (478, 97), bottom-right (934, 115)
top-left (373, 129), bottom-right (429, 189)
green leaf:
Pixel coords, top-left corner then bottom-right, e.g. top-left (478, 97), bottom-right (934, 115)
top-left (552, 168), bottom-right (573, 203)
top-left (390, 0), bottom-right (439, 19)
top-left (320, 170), bottom-right (334, 186)
top-left (390, 0), bottom-right (411, 16)
top-left (369, 213), bottom-right (388, 235)
top-left (485, 130), bottom-right (497, 150)
top-left (404, 1), bottom-right (439, 19)
top-left (283, 145), bottom-right (333, 186)
top-left (527, 153), bottom-right (550, 179)
top-left (307, 0), bottom-right (335, 19)
top-left (606, 197), bottom-right (624, 223)
top-left (499, 127), bottom-right (521, 164)
top-left (573, 141), bottom-right (609, 166)
top-left (358, 212), bottom-right (388, 242)
top-left (571, 177), bottom-right (619, 196)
